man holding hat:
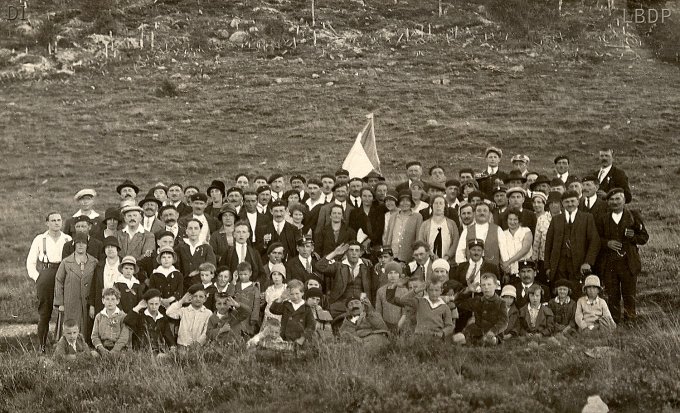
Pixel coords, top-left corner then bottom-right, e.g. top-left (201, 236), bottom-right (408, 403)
top-left (64, 189), bottom-right (102, 237)
top-left (499, 187), bottom-right (537, 234)
top-left (139, 190), bottom-right (165, 236)
top-left (61, 215), bottom-right (104, 260)
top-left (545, 190), bottom-right (600, 287)
top-left (117, 205), bottom-right (156, 261)
top-left (204, 180), bottom-right (227, 220)
top-left (116, 179), bottom-right (140, 206)
top-left (511, 259), bottom-right (549, 309)
top-left (477, 147), bottom-right (507, 197)
top-left (26, 211), bottom-right (72, 352)
top-left (595, 188), bottom-right (648, 323)
top-left (579, 175), bottom-right (608, 220)
top-left (179, 193), bottom-right (220, 245)
top-left (396, 161), bottom-right (425, 192)
top-left (285, 236), bottom-right (318, 283)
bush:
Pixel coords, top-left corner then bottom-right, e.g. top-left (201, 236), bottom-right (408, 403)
top-left (35, 20), bottom-right (60, 47)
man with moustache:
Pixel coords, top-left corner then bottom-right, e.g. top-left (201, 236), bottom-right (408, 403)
top-left (320, 174), bottom-right (336, 203)
top-left (290, 174), bottom-right (310, 203)
top-left (139, 191), bottom-right (165, 236)
top-left (116, 179), bottom-right (140, 207)
top-left (593, 148), bottom-right (632, 203)
top-left (226, 186), bottom-right (244, 216)
top-left (116, 205), bottom-right (155, 261)
top-left (315, 183), bottom-right (354, 234)
top-left (256, 184), bottom-right (272, 215)
top-left (579, 175), bottom-right (608, 220)
top-left (305, 178), bottom-right (325, 211)
top-left (159, 204), bottom-right (186, 244)
top-left (166, 183), bottom-right (193, 217)
top-left (241, 190), bottom-right (273, 255)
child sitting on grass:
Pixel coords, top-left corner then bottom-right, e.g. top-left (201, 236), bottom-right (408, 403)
top-left (500, 285), bottom-right (520, 340)
top-left (518, 284), bottom-right (555, 338)
top-left (263, 263), bottom-right (287, 324)
top-left (206, 293), bottom-right (251, 344)
top-left (166, 284), bottom-right (213, 347)
top-left (576, 275), bottom-right (616, 333)
top-left (91, 287), bottom-right (130, 356)
top-left (227, 261), bottom-right (261, 336)
top-left (124, 289), bottom-right (176, 354)
top-left (53, 319), bottom-right (97, 360)
top-left (305, 288), bottom-right (333, 340)
top-left (198, 262), bottom-right (217, 312)
top-left (548, 279), bottom-right (577, 336)
top-left (388, 279), bottom-right (455, 339)
top-left (269, 280), bottom-right (316, 346)
top-left (388, 276), bottom-right (425, 336)
top-left (114, 256), bottom-right (145, 314)
top-left (453, 273), bottom-right (508, 346)
top-left (375, 262), bottom-right (408, 334)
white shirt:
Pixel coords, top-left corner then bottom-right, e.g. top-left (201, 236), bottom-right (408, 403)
top-left (501, 227), bottom-right (532, 274)
top-left (565, 210), bottom-right (577, 224)
top-left (306, 197), bottom-right (324, 210)
top-left (291, 300), bottom-right (305, 311)
top-left (299, 255), bottom-right (313, 272)
top-left (271, 191), bottom-right (283, 201)
top-left (334, 199), bottom-right (347, 211)
top-left (611, 211), bottom-right (623, 225)
top-left (144, 309), bottom-right (164, 322)
top-left (235, 242), bottom-right (248, 263)
top-left (324, 194), bottom-right (334, 203)
top-left (166, 224), bottom-right (179, 238)
top-left (72, 209), bottom-right (100, 219)
top-left (123, 225), bottom-right (145, 239)
top-left (598, 165), bottom-right (612, 183)
top-left (115, 274), bottom-right (140, 290)
top-left (342, 257), bottom-right (364, 279)
top-left (25, 231), bottom-right (72, 281)
top-left (557, 171), bottom-right (570, 184)
top-left (424, 296), bottom-right (446, 309)
top-left (256, 203), bottom-right (267, 214)
top-left (246, 212), bottom-right (258, 242)
top-left (193, 214), bottom-right (209, 244)
top-left (273, 220), bottom-right (285, 235)
top-left (349, 195), bottom-right (362, 209)
top-left (521, 282), bottom-right (534, 298)
top-left (154, 265), bottom-right (177, 276)
top-left (465, 258), bottom-right (483, 291)
top-left (184, 239), bottom-right (204, 255)
top-left (455, 222), bottom-right (506, 264)
top-left (487, 166), bottom-right (498, 175)
top-left (103, 258), bottom-right (121, 289)
top-left (583, 194), bottom-right (598, 209)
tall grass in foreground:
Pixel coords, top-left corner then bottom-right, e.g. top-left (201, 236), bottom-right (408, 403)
top-left (2, 311), bottom-right (680, 412)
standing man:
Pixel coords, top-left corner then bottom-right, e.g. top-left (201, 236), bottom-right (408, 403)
top-left (159, 204), bottom-right (186, 244)
top-left (579, 175), bottom-right (608, 220)
top-left (554, 155), bottom-right (571, 185)
top-left (267, 200), bottom-right (299, 259)
top-left (335, 169), bottom-right (350, 188)
top-left (290, 175), bottom-right (310, 203)
top-left (256, 185), bottom-right (272, 215)
top-left (64, 189), bottom-right (102, 237)
top-left (593, 148), bottom-right (632, 203)
top-left (226, 187), bottom-right (244, 216)
top-left (396, 161), bottom-right (424, 192)
top-left (139, 191), bottom-right (165, 236)
top-left (348, 177), bottom-right (364, 209)
top-left (544, 190), bottom-right (601, 288)
top-left (179, 193), bottom-right (220, 244)
top-left (596, 188), bottom-right (648, 323)
top-left (241, 190), bottom-right (273, 255)
top-left (219, 221), bottom-right (265, 282)
top-left (166, 183), bottom-right (193, 217)
top-left (510, 154), bottom-right (530, 177)
top-left (116, 179), bottom-right (140, 207)
top-left (305, 178), bottom-right (325, 211)
top-left (268, 174), bottom-right (285, 202)
top-left (116, 205), bottom-right (156, 261)
top-left (477, 147), bottom-right (507, 198)
top-left (455, 202), bottom-right (505, 268)
top-left (26, 212), bottom-right (72, 352)
top-left (315, 183), bottom-right (354, 233)
top-left (320, 174), bottom-right (336, 204)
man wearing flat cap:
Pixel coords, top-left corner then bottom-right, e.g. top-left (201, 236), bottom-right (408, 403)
top-left (477, 147), bottom-right (507, 198)
top-left (593, 148), bottom-right (632, 203)
top-left (595, 188), bottom-right (648, 324)
top-left (116, 179), bottom-right (139, 206)
top-left (499, 187), bottom-right (537, 234)
top-left (179, 193), bottom-right (220, 244)
top-left (545, 190), bottom-right (600, 288)
top-left (290, 175), bottom-right (310, 203)
top-left (139, 190), bottom-right (165, 236)
top-left (396, 161), bottom-right (425, 193)
top-left (64, 189), bottom-right (102, 237)
top-left (579, 175), bottom-right (608, 220)
top-left (61, 215), bottom-right (104, 260)
top-left (116, 205), bottom-right (156, 261)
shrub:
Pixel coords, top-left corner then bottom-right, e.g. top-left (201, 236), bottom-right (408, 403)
top-left (35, 20), bottom-right (60, 48)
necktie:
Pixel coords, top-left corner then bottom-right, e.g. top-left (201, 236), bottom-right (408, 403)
top-left (419, 265), bottom-right (425, 279)
top-left (523, 286), bottom-right (529, 297)
top-left (434, 227), bottom-right (443, 258)
top-left (585, 198), bottom-right (590, 209)
top-left (598, 169), bottom-right (605, 183)
top-left (306, 259), bottom-right (312, 273)
top-left (276, 223), bottom-right (282, 235)
top-left (240, 244), bottom-right (246, 263)
top-left (467, 262), bottom-right (478, 285)
top-left (353, 199), bottom-right (359, 208)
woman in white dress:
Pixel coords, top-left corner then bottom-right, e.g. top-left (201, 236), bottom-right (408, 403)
top-left (500, 208), bottom-right (533, 283)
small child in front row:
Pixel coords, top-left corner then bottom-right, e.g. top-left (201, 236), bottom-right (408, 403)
top-left (166, 284), bottom-right (213, 347)
top-left (227, 261), bottom-right (261, 336)
top-left (269, 280), bottom-right (316, 346)
top-left (575, 275), bottom-right (616, 333)
top-left (453, 273), bottom-right (508, 346)
top-left (124, 289), bottom-right (176, 354)
top-left (518, 284), bottom-right (554, 338)
top-left (388, 280), bottom-right (455, 339)
top-left (91, 287), bottom-right (130, 355)
top-left (500, 285), bottom-right (520, 340)
top-left (114, 256), bottom-right (145, 314)
top-left (305, 288), bottom-right (333, 340)
top-left (375, 262), bottom-right (408, 334)
top-left (198, 262), bottom-right (218, 312)
top-left (206, 293), bottom-right (251, 344)
top-left (548, 279), bottom-right (577, 335)
top-left (54, 319), bottom-right (98, 360)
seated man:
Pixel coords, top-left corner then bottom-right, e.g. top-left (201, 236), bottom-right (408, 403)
top-left (337, 294), bottom-right (390, 349)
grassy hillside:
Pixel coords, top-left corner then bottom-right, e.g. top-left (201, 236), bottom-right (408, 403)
top-left (0, 0), bottom-right (679, 410)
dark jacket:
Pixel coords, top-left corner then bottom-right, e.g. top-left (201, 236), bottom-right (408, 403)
top-left (454, 292), bottom-right (508, 336)
top-left (123, 309), bottom-right (176, 351)
top-left (498, 208), bottom-right (537, 235)
top-left (548, 298), bottom-right (577, 332)
top-left (518, 304), bottom-right (554, 336)
top-left (544, 211), bottom-right (600, 282)
top-left (348, 203), bottom-right (387, 247)
top-left (220, 243), bottom-right (265, 283)
top-left (595, 209), bottom-right (648, 276)
top-left (593, 165), bottom-right (632, 203)
top-left (314, 223), bottom-right (357, 257)
top-left (269, 301), bottom-right (316, 342)
top-left (511, 281), bottom-right (550, 310)
top-left (175, 242), bottom-right (217, 291)
top-left (62, 237), bottom-right (104, 261)
top-left (148, 269), bottom-right (183, 302)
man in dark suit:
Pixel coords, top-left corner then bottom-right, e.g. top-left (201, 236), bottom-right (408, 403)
top-left (139, 192), bottom-right (165, 237)
top-left (554, 155), bottom-right (572, 185)
top-left (511, 260), bottom-right (550, 309)
top-left (178, 193), bottom-right (220, 245)
top-left (596, 188), bottom-right (648, 323)
top-left (405, 240), bottom-right (434, 281)
top-left (64, 189), bottom-right (103, 237)
top-left (579, 175), bottom-right (608, 220)
top-left (256, 184), bottom-right (272, 215)
top-left (62, 215), bottom-right (104, 260)
top-left (491, 185), bottom-right (508, 225)
top-left (594, 148), bottom-right (632, 203)
top-left (290, 174), bottom-right (310, 203)
top-left (240, 190), bottom-right (273, 255)
top-left (175, 219), bottom-right (217, 291)
top-left (396, 161), bottom-right (425, 192)
top-left (219, 221), bottom-right (265, 282)
top-left (267, 200), bottom-right (300, 259)
top-left (166, 183), bottom-right (193, 218)
top-left (285, 236), bottom-right (318, 283)
top-left (314, 241), bottom-right (373, 318)
top-left (476, 147), bottom-right (507, 198)
top-left (315, 183), bottom-right (354, 233)
top-left (159, 205), bottom-right (186, 245)
top-left (545, 190), bottom-right (601, 288)
top-left (498, 187), bottom-right (537, 234)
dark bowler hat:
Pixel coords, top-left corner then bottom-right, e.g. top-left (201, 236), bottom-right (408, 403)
top-left (550, 178), bottom-right (566, 187)
top-left (138, 190), bottom-right (163, 209)
top-left (116, 179), bottom-right (139, 195)
top-left (530, 175), bottom-right (551, 191)
top-left (206, 180), bottom-right (226, 196)
top-left (103, 236), bottom-right (120, 250)
top-left (467, 238), bottom-right (485, 249)
top-left (518, 259), bottom-right (536, 271)
top-left (503, 170), bottom-right (526, 184)
top-left (155, 230), bottom-right (175, 242)
top-left (304, 288), bottom-right (323, 300)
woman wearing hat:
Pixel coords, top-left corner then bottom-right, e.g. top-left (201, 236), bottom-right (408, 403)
top-left (89, 236), bottom-right (122, 317)
top-left (210, 205), bottom-right (238, 259)
top-left (383, 190), bottom-right (424, 262)
top-left (500, 208), bottom-right (533, 281)
top-left (93, 207), bottom-right (121, 242)
top-left (261, 242), bottom-right (285, 290)
top-left (532, 191), bottom-right (562, 284)
top-left (382, 190), bottom-right (399, 238)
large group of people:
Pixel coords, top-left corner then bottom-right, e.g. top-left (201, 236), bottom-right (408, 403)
top-left (25, 146), bottom-right (649, 358)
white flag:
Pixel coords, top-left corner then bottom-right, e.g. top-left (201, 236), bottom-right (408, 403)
top-left (342, 114), bottom-right (381, 179)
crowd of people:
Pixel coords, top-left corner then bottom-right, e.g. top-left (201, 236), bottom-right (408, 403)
top-left (25, 146), bottom-right (649, 358)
